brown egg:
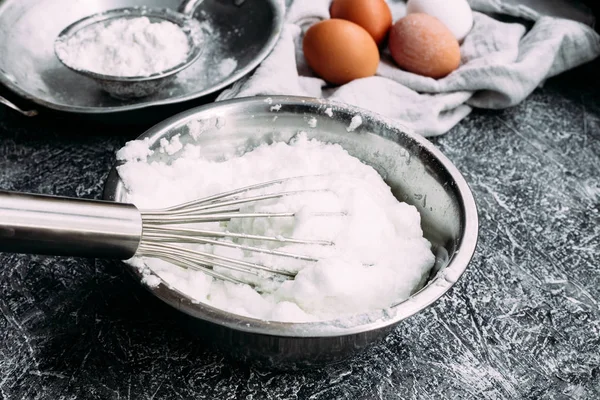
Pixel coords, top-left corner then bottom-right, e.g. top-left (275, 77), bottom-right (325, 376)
top-left (330, 0), bottom-right (393, 45)
top-left (388, 13), bottom-right (460, 79)
top-left (303, 19), bottom-right (380, 85)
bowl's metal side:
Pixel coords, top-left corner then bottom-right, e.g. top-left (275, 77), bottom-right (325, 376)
top-left (93, 75), bottom-right (177, 100)
top-left (103, 96), bottom-right (478, 368)
top-left (0, 0), bottom-right (284, 112)
top-left (211, 327), bottom-right (394, 370)
top-left (179, 312), bottom-right (396, 370)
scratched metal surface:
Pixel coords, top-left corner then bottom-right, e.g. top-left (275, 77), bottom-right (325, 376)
top-left (0, 59), bottom-right (599, 399)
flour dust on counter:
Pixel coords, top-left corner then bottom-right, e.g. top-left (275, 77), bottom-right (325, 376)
top-left (116, 131), bottom-right (435, 323)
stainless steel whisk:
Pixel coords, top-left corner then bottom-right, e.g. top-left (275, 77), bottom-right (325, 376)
top-left (0, 177), bottom-right (336, 285)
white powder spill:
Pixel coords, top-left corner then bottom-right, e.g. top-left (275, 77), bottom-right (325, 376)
top-left (264, 97), bottom-right (273, 104)
top-left (55, 17), bottom-right (190, 76)
top-left (325, 108), bottom-right (334, 117)
top-left (174, 15), bottom-right (242, 89)
top-left (117, 132), bottom-right (435, 323)
top-left (218, 57), bottom-right (238, 77)
top-left (347, 115), bottom-right (363, 132)
top-left (307, 117), bottom-right (317, 128)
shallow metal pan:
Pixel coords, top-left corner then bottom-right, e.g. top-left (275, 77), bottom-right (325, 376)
top-left (0, 0), bottom-right (284, 113)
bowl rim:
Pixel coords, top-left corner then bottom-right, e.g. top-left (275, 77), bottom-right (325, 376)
top-left (104, 95), bottom-right (479, 338)
top-left (53, 6), bottom-right (204, 82)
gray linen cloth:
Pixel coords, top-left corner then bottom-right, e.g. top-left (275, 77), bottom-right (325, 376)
top-left (217, 0), bottom-right (600, 136)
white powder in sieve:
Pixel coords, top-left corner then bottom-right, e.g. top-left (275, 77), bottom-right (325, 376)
top-left (116, 132), bottom-right (435, 323)
top-left (55, 17), bottom-right (190, 77)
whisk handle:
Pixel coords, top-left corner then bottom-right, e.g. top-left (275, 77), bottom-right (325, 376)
top-left (0, 191), bottom-right (142, 260)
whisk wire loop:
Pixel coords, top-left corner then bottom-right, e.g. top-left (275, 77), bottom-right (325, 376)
top-left (135, 175), bottom-right (340, 284)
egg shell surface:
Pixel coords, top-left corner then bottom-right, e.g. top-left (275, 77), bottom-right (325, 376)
top-left (406, 0), bottom-right (473, 42)
top-left (303, 19), bottom-right (380, 85)
top-left (330, 0), bottom-right (393, 45)
top-left (388, 13), bottom-right (461, 79)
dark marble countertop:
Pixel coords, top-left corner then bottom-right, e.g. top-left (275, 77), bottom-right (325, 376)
top-left (1, 57), bottom-right (599, 399)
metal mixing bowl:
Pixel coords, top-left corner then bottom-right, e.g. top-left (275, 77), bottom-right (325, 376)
top-left (103, 96), bottom-right (479, 369)
top-left (54, 7), bottom-right (204, 99)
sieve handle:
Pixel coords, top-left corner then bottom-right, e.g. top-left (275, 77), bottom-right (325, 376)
top-left (0, 191), bottom-right (142, 260)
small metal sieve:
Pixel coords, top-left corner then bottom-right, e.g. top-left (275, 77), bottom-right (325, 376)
top-left (54, 6), bottom-right (205, 99)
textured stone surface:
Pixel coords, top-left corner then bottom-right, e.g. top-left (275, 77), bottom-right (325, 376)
top-left (0, 59), bottom-right (599, 399)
